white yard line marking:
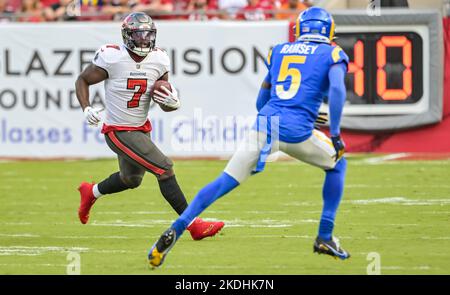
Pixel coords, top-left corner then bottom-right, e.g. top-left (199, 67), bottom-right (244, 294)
top-left (0, 246), bottom-right (89, 256)
top-left (247, 224), bottom-right (292, 228)
top-left (420, 211), bottom-right (450, 214)
top-left (244, 235), bottom-right (450, 240)
top-left (0, 233), bottom-right (40, 238)
top-left (348, 197), bottom-right (407, 204)
top-left (0, 263), bottom-right (67, 267)
top-left (244, 211), bottom-right (289, 214)
top-left (89, 218), bottom-right (319, 229)
top-left (96, 211), bottom-right (172, 215)
top-left (1, 210), bottom-right (294, 216)
top-left (345, 184), bottom-right (450, 189)
top-left (218, 219), bottom-right (317, 227)
top-left (87, 217), bottom-right (445, 230)
top-left (363, 153), bottom-right (411, 164)
top-left (382, 266), bottom-right (431, 271)
top-left (0, 246), bottom-right (141, 256)
top-left (163, 265), bottom-right (287, 270)
top-left (247, 234), bottom-right (315, 239)
top-left (0, 233), bottom-right (129, 240)
top-left (91, 223), bottom-right (155, 228)
top-left (282, 201), bottom-right (317, 206)
top-left (92, 249), bottom-right (135, 254)
top-left (346, 197), bottom-right (450, 206)
top-left (283, 197), bottom-right (450, 207)
top-left (54, 235), bottom-right (129, 240)
top-left (88, 219), bottom-right (174, 227)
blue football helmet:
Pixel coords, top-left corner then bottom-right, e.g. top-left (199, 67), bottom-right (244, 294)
top-left (294, 7), bottom-right (335, 44)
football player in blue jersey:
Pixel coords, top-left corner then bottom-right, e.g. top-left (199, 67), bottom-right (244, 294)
top-left (148, 7), bottom-right (350, 267)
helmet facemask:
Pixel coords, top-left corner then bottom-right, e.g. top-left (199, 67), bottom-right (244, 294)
top-left (123, 28), bottom-right (156, 57)
top-left (121, 13), bottom-right (157, 57)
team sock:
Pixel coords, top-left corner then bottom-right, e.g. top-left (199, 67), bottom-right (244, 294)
top-left (97, 172), bottom-right (129, 196)
top-left (172, 172), bottom-right (239, 237)
top-left (92, 184), bottom-right (102, 198)
top-left (157, 175), bottom-right (188, 216)
top-left (318, 157), bottom-right (347, 241)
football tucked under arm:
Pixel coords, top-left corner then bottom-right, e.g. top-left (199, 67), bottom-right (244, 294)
top-left (314, 112), bottom-right (329, 130)
top-left (152, 80), bottom-right (180, 112)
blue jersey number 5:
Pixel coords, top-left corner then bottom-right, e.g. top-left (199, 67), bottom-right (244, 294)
top-left (275, 56), bottom-right (306, 100)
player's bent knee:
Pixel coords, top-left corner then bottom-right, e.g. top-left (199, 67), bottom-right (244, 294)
top-left (156, 167), bottom-right (174, 181)
top-left (317, 156), bottom-right (337, 171)
top-left (335, 157), bottom-right (347, 172)
top-left (121, 174), bottom-right (143, 189)
top-left (322, 161), bottom-right (336, 171)
top-left (325, 157), bottom-right (347, 173)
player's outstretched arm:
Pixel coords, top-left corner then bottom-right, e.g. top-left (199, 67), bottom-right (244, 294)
top-left (328, 63), bottom-right (347, 160)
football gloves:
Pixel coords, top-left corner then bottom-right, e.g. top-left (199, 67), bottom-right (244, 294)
top-left (314, 112), bottom-right (328, 130)
top-left (313, 112), bottom-right (345, 161)
top-left (153, 84), bottom-right (180, 110)
top-left (331, 135), bottom-right (345, 161)
top-left (84, 106), bottom-right (102, 126)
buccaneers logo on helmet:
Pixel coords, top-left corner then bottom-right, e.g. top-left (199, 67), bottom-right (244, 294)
top-left (121, 12), bottom-right (157, 57)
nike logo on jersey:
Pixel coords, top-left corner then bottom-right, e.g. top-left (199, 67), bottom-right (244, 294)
top-left (280, 43), bottom-right (318, 55)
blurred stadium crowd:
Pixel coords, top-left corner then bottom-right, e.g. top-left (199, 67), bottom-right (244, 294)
top-left (0, 0), bottom-right (447, 22)
top-left (0, 0), bottom-right (314, 22)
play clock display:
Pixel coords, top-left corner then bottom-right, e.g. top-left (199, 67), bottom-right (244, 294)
top-left (326, 11), bottom-right (442, 131)
top-left (335, 32), bottom-right (423, 105)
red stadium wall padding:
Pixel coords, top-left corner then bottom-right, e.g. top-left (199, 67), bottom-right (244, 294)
top-left (341, 17), bottom-right (450, 153)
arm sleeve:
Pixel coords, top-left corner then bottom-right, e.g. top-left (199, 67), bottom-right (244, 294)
top-left (256, 73), bottom-right (271, 112)
top-left (328, 62), bottom-right (347, 137)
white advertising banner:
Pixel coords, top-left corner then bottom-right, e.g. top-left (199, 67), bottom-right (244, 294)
top-left (0, 21), bottom-right (289, 158)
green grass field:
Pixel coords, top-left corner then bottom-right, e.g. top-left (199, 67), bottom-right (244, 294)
top-left (0, 157), bottom-right (449, 274)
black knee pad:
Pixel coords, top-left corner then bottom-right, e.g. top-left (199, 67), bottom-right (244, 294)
top-left (164, 158), bottom-right (174, 171)
top-left (122, 175), bottom-right (143, 189)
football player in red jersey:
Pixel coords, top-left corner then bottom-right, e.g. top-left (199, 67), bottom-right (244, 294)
top-left (75, 12), bottom-right (224, 241)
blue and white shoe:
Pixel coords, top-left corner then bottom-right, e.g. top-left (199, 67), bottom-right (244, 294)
top-left (314, 236), bottom-right (350, 260)
top-left (148, 228), bottom-right (177, 268)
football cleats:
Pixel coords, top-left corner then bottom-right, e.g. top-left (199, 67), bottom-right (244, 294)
top-left (293, 7), bottom-right (335, 44)
top-left (187, 218), bottom-right (225, 241)
top-left (148, 227), bottom-right (177, 268)
top-left (121, 12), bottom-right (156, 57)
top-left (314, 236), bottom-right (350, 260)
top-left (77, 182), bottom-right (97, 224)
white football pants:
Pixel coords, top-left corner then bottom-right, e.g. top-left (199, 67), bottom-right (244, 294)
top-left (224, 130), bottom-right (337, 183)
